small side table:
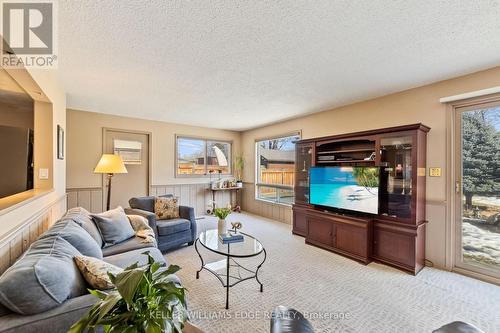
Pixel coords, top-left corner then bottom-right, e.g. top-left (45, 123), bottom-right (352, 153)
top-left (209, 187), bottom-right (242, 213)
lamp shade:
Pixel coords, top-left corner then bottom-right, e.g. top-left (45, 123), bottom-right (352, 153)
top-left (94, 154), bottom-right (128, 174)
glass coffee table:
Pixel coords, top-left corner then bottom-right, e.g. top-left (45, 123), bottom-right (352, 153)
top-left (195, 229), bottom-right (266, 309)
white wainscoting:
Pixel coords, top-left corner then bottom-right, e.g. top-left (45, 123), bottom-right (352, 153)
top-left (151, 184), bottom-right (231, 216)
top-left (0, 195), bottom-right (66, 274)
top-left (67, 187), bottom-right (104, 213)
top-left (66, 183), bottom-right (235, 217)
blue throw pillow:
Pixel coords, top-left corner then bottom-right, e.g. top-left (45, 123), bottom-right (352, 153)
top-left (91, 206), bottom-right (135, 246)
top-left (0, 236), bottom-right (87, 315)
top-left (39, 219), bottom-right (103, 259)
top-left (62, 207), bottom-right (104, 247)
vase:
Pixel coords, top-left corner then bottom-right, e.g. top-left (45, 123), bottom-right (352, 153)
top-left (218, 219), bottom-right (227, 235)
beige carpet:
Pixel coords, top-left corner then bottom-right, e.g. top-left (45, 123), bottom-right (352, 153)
top-left (165, 212), bottom-right (500, 333)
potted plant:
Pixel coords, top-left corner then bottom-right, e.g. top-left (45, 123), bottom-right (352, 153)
top-left (234, 155), bottom-right (244, 188)
top-left (213, 205), bottom-right (232, 235)
top-left (69, 252), bottom-right (190, 333)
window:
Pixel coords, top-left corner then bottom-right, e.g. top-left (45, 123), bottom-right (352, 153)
top-left (256, 133), bottom-right (300, 205)
top-left (454, 101), bottom-right (500, 278)
top-left (176, 136), bottom-right (231, 176)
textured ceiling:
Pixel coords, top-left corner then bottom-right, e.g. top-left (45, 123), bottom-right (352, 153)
top-left (57, 0), bottom-right (500, 131)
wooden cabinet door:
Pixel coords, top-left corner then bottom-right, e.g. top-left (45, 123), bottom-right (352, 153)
top-left (294, 143), bottom-right (313, 205)
top-left (373, 225), bottom-right (415, 267)
top-left (334, 223), bottom-right (368, 258)
top-left (292, 208), bottom-right (308, 236)
top-left (307, 217), bottom-right (334, 247)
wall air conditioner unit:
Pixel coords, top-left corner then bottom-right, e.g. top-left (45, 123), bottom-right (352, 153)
top-left (113, 139), bottom-right (142, 165)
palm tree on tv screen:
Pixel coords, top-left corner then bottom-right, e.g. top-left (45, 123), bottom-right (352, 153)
top-left (352, 167), bottom-right (379, 193)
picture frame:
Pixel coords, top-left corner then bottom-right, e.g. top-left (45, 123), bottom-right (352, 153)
top-left (57, 125), bottom-right (64, 160)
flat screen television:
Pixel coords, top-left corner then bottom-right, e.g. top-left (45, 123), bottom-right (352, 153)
top-left (310, 166), bottom-right (379, 214)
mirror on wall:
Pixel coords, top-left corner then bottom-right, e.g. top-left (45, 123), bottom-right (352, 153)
top-left (0, 70), bottom-right (34, 199)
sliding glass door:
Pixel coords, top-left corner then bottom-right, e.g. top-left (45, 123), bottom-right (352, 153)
top-left (455, 102), bottom-right (500, 277)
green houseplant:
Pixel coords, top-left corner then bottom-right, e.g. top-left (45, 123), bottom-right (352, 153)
top-left (234, 155), bottom-right (244, 187)
top-left (69, 252), bottom-right (188, 333)
top-left (213, 205), bottom-right (232, 235)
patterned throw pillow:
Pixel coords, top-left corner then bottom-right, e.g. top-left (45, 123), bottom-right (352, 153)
top-left (74, 255), bottom-right (123, 290)
top-left (154, 197), bottom-right (180, 220)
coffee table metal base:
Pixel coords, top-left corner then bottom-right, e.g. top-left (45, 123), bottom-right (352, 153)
top-left (195, 239), bottom-right (266, 309)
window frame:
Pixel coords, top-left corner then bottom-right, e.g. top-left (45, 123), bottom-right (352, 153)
top-left (449, 95), bottom-right (500, 283)
top-left (254, 131), bottom-right (301, 206)
top-left (175, 135), bottom-right (232, 177)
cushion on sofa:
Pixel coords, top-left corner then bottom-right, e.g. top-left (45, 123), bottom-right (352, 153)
top-left (74, 255), bottom-right (122, 290)
top-left (91, 206), bottom-right (135, 246)
top-left (129, 195), bottom-right (174, 213)
top-left (157, 218), bottom-right (191, 236)
top-left (129, 196), bottom-right (156, 213)
top-left (101, 236), bottom-right (153, 257)
top-left (154, 196), bottom-right (179, 220)
top-left (39, 219), bottom-right (103, 259)
top-left (62, 207), bottom-right (103, 247)
top-left (0, 236), bottom-right (87, 315)
top-left (103, 247), bottom-right (166, 268)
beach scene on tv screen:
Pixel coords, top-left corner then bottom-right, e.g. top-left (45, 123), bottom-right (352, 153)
top-left (310, 167), bottom-right (379, 214)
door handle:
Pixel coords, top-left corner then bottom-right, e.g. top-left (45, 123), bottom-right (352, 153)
top-left (455, 179), bottom-right (461, 194)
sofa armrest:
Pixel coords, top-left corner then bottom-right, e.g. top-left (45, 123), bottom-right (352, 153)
top-left (179, 206), bottom-right (197, 241)
top-left (124, 207), bottom-right (158, 236)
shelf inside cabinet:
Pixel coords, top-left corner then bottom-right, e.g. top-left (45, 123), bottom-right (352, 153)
top-left (316, 160), bottom-right (375, 164)
top-left (317, 148), bottom-right (374, 155)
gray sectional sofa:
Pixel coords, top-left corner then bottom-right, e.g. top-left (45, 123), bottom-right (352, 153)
top-left (126, 195), bottom-right (197, 252)
top-left (0, 207), bottom-right (174, 333)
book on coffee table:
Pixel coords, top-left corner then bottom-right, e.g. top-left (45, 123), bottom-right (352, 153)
top-left (219, 232), bottom-right (244, 244)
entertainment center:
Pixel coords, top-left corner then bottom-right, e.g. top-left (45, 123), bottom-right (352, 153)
top-left (293, 123), bottom-right (430, 274)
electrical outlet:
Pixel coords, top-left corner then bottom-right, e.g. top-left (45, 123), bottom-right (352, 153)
top-left (39, 168), bottom-right (49, 180)
top-left (429, 167), bottom-right (441, 177)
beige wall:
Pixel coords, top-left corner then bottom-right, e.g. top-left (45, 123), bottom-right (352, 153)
top-left (240, 66), bottom-right (500, 269)
top-left (22, 68), bottom-right (66, 198)
top-left (64, 66), bottom-right (500, 269)
top-left (66, 110), bottom-right (241, 213)
top-left (0, 67), bottom-right (67, 242)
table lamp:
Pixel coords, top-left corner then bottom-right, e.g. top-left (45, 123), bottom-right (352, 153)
top-left (94, 154), bottom-right (128, 210)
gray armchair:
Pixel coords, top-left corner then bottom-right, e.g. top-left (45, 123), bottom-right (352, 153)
top-left (125, 195), bottom-right (197, 252)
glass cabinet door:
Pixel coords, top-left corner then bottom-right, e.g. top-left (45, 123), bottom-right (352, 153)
top-left (295, 143), bottom-right (313, 204)
top-left (379, 136), bottom-right (413, 219)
